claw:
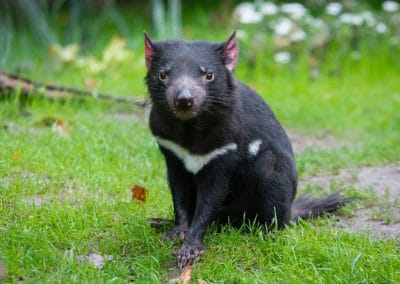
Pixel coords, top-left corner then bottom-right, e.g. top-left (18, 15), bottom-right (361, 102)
top-left (163, 226), bottom-right (187, 243)
top-left (174, 243), bottom-right (205, 269)
top-left (178, 230), bottom-right (186, 240)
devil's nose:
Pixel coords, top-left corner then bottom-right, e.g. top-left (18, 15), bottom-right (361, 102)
top-left (174, 90), bottom-right (194, 108)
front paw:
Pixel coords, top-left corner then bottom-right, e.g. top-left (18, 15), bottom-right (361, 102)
top-left (163, 225), bottom-right (187, 242)
top-left (173, 243), bottom-right (205, 269)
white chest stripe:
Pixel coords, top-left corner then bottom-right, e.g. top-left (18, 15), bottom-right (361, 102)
top-left (248, 139), bottom-right (263, 156)
top-left (155, 136), bottom-right (237, 174)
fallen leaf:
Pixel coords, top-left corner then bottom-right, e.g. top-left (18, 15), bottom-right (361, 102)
top-left (85, 78), bottom-right (96, 88)
top-left (12, 151), bottom-right (21, 159)
top-left (52, 119), bottom-right (69, 136)
top-left (131, 185), bottom-right (148, 203)
top-left (169, 265), bottom-right (192, 284)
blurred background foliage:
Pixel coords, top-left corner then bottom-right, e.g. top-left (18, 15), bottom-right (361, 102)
top-left (1, 1), bottom-right (399, 57)
top-left (0, 0), bottom-right (399, 95)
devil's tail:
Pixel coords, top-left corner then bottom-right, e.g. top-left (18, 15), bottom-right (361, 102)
top-left (292, 189), bottom-right (351, 221)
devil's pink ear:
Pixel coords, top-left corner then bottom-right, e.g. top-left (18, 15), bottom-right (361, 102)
top-left (222, 31), bottom-right (239, 72)
top-left (144, 32), bottom-right (154, 70)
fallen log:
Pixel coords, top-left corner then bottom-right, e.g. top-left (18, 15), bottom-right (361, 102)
top-left (0, 71), bottom-right (150, 109)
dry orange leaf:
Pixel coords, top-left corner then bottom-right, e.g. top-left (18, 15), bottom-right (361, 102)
top-left (12, 151), bottom-right (21, 159)
top-left (85, 78), bottom-right (96, 88)
top-left (131, 185), bottom-right (148, 203)
top-left (169, 265), bottom-right (192, 284)
top-left (52, 119), bottom-right (69, 136)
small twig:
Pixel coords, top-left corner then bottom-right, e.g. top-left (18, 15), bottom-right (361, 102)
top-left (0, 71), bottom-right (151, 109)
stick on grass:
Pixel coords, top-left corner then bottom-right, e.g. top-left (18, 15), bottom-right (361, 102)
top-left (0, 71), bottom-right (150, 109)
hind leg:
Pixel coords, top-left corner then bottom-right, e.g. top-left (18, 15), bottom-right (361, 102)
top-left (250, 152), bottom-right (297, 229)
top-left (257, 183), bottom-right (293, 229)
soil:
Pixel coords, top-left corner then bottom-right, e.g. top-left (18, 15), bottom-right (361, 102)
top-left (288, 130), bottom-right (400, 240)
top-left (300, 164), bottom-right (400, 239)
top-left (287, 129), bottom-right (347, 153)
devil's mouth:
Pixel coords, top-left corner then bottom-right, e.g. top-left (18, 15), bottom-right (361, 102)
top-left (173, 110), bottom-right (198, 120)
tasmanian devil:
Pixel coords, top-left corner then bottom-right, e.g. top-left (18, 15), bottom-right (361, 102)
top-left (144, 32), bottom-right (347, 269)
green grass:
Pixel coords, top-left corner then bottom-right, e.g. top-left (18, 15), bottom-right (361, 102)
top-left (197, 222), bottom-right (400, 283)
top-left (1, 4), bottom-right (400, 283)
top-left (1, 63), bottom-right (399, 282)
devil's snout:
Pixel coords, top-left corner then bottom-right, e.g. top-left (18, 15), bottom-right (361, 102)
top-left (165, 77), bottom-right (206, 120)
top-left (174, 89), bottom-right (194, 110)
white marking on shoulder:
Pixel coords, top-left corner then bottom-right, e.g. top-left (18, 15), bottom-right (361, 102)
top-left (248, 139), bottom-right (263, 157)
top-left (155, 136), bottom-right (237, 174)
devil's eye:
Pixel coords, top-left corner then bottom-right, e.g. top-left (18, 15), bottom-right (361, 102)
top-left (205, 71), bottom-right (214, 81)
top-left (158, 72), bottom-right (167, 81)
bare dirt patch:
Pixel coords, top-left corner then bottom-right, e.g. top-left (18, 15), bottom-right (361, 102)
top-left (300, 164), bottom-right (400, 239)
top-left (286, 130), bottom-right (399, 239)
top-left (287, 129), bottom-right (347, 153)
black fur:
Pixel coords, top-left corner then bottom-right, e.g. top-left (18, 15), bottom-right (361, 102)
top-left (144, 32), bottom-right (347, 269)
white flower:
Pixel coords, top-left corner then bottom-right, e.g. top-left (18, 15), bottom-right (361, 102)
top-left (376, 22), bottom-right (388, 33)
top-left (306, 17), bottom-right (326, 30)
top-left (281, 3), bottom-right (307, 19)
top-left (274, 18), bottom-right (294, 36)
top-left (383, 1), bottom-right (400, 12)
top-left (274, 52), bottom-right (291, 64)
top-left (235, 2), bottom-right (263, 24)
top-left (260, 2), bottom-right (279, 15)
top-left (291, 29), bottom-right (307, 42)
top-left (325, 2), bottom-right (343, 16)
top-left (339, 13), bottom-right (364, 26)
top-left (361, 11), bottom-right (376, 27)
top-left (235, 29), bottom-right (248, 40)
